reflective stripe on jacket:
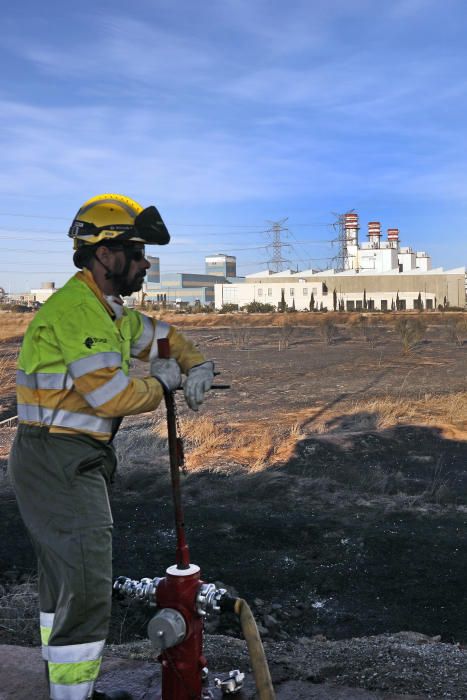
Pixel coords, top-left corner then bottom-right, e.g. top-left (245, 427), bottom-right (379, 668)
top-left (17, 268), bottom-right (205, 441)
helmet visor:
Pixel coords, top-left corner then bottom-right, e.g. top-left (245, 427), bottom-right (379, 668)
top-left (134, 206), bottom-right (170, 245)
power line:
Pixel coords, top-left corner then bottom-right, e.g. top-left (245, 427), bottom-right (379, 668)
top-left (0, 211), bottom-right (335, 229)
top-left (0, 213), bottom-right (69, 220)
top-left (0, 248), bottom-right (69, 254)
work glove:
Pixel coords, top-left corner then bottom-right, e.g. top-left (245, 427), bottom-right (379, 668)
top-left (184, 361), bottom-right (215, 411)
top-left (150, 358), bottom-right (182, 393)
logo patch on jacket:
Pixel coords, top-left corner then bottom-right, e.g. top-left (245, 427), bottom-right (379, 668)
top-left (84, 337), bottom-right (108, 349)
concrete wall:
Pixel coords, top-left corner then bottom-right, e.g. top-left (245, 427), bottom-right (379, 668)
top-left (215, 268), bottom-right (465, 311)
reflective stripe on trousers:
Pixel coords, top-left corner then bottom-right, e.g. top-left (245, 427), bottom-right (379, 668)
top-left (40, 610), bottom-right (55, 660)
top-left (48, 639), bottom-right (105, 700)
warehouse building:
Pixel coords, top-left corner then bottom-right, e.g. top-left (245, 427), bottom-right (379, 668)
top-left (144, 254), bottom-right (239, 307)
top-left (215, 267), bottom-right (464, 311)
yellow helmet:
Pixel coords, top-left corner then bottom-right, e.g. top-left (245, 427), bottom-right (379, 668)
top-left (68, 194), bottom-right (170, 249)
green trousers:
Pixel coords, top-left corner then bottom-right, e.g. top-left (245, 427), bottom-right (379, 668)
top-left (8, 424), bottom-right (117, 699)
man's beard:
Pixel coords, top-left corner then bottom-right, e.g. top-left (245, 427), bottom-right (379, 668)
top-left (117, 272), bottom-right (145, 297)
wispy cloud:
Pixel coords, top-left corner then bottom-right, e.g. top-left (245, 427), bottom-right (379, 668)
top-left (2, 92), bottom-right (466, 215)
top-left (1, 0), bottom-right (466, 266)
top-left (7, 16), bottom-right (219, 91)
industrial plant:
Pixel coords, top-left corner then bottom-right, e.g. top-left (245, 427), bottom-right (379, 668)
top-left (214, 212), bottom-right (465, 311)
top-left (3, 212), bottom-right (465, 311)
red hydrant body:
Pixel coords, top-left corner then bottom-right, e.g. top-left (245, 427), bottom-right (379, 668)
top-left (155, 564), bottom-right (206, 700)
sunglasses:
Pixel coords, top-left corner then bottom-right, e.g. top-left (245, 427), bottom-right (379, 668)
top-left (112, 246), bottom-right (147, 262)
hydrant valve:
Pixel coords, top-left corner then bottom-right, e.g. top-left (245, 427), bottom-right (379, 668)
top-left (196, 583), bottom-right (227, 616)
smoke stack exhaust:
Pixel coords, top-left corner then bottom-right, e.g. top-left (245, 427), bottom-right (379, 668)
top-left (387, 228), bottom-right (399, 248)
top-left (367, 221), bottom-right (381, 246)
top-left (344, 212), bottom-right (359, 246)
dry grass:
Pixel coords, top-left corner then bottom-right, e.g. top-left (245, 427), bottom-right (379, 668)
top-left (0, 312), bottom-right (32, 341)
top-left (153, 415), bottom-right (304, 472)
top-left (151, 392), bottom-right (467, 473)
top-left (0, 309), bottom-right (464, 336)
top-left (229, 317), bottom-right (252, 350)
top-left (0, 353), bottom-right (17, 394)
top-left (298, 392), bottom-right (467, 438)
top-left (0, 308), bottom-right (464, 339)
top-left (355, 393), bottom-right (466, 431)
top-left (148, 310), bottom-right (465, 329)
top-left (444, 317), bottom-right (467, 346)
top-left (114, 417), bottom-right (168, 469)
top-left (0, 578), bottom-right (40, 645)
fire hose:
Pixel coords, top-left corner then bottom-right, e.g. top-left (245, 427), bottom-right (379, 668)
top-left (221, 596), bottom-right (275, 699)
top-left (114, 339), bottom-right (276, 699)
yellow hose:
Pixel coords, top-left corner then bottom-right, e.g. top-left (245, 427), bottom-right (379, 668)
top-left (233, 598), bottom-right (276, 700)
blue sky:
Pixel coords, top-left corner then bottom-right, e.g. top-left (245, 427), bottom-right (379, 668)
top-left (1, 0), bottom-right (466, 292)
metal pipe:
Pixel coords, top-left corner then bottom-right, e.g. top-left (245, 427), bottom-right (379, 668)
top-left (157, 337), bottom-right (190, 570)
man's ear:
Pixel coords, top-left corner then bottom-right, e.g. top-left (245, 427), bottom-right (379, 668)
top-left (95, 245), bottom-right (111, 265)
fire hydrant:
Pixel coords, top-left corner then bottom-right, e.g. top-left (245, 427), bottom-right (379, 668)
top-left (114, 570), bottom-right (230, 699)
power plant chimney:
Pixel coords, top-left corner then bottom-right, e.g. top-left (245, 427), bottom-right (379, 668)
top-left (343, 212), bottom-right (359, 270)
top-left (367, 221), bottom-right (381, 247)
top-left (387, 228), bottom-right (399, 249)
top-left (344, 212), bottom-right (359, 247)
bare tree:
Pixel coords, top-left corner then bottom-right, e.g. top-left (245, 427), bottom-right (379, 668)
top-left (278, 316), bottom-right (295, 351)
top-left (445, 317), bottom-right (467, 347)
top-left (230, 318), bottom-right (251, 350)
top-left (319, 317), bottom-right (338, 345)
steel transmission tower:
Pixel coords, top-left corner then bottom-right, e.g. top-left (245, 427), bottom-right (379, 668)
top-left (265, 218), bottom-right (291, 272)
top-left (331, 210), bottom-right (355, 271)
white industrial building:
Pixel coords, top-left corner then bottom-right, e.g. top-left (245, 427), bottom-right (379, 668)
top-left (215, 214), bottom-right (466, 311)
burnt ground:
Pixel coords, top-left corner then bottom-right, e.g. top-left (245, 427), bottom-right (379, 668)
top-left (0, 319), bottom-right (466, 696)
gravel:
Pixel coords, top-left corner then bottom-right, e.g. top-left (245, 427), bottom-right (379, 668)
top-left (107, 630), bottom-right (467, 699)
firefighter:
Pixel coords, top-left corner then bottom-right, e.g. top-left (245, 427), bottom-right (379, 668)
top-left (8, 194), bottom-right (215, 700)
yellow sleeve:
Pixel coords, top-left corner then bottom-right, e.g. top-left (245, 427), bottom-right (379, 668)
top-left (71, 365), bottom-right (165, 417)
top-left (129, 310), bottom-right (206, 373)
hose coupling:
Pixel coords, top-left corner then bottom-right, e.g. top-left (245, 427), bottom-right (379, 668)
top-left (196, 583), bottom-right (227, 616)
top-left (214, 670), bottom-right (245, 694)
top-left (113, 575), bottom-right (162, 604)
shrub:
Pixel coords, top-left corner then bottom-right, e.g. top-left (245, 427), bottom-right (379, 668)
top-left (191, 303), bottom-right (215, 314)
top-left (229, 318), bottom-right (251, 349)
top-left (445, 317), bottom-right (467, 346)
top-left (350, 314), bottom-right (379, 348)
top-left (277, 316), bottom-right (295, 351)
top-left (395, 317), bottom-right (425, 354)
top-left (278, 289), bottom-right (286, 313)
top-left (242, 301), bottom-right (276, 313)
top-left (8, 304), bottom-right (31, 313)
top-left (319, 317), bottom-right (338, 345)
top-left (219, 303), bottom-right (239, 314)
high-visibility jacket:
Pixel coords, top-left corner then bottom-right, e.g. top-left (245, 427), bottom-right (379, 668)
top-left (16, 268), bottom-right (205, 442)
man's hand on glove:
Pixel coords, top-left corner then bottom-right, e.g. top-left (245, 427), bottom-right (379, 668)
top-left (184, 361), bottom-right (215, 411)
top-left (150, 358), bottom-right (182, 392)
